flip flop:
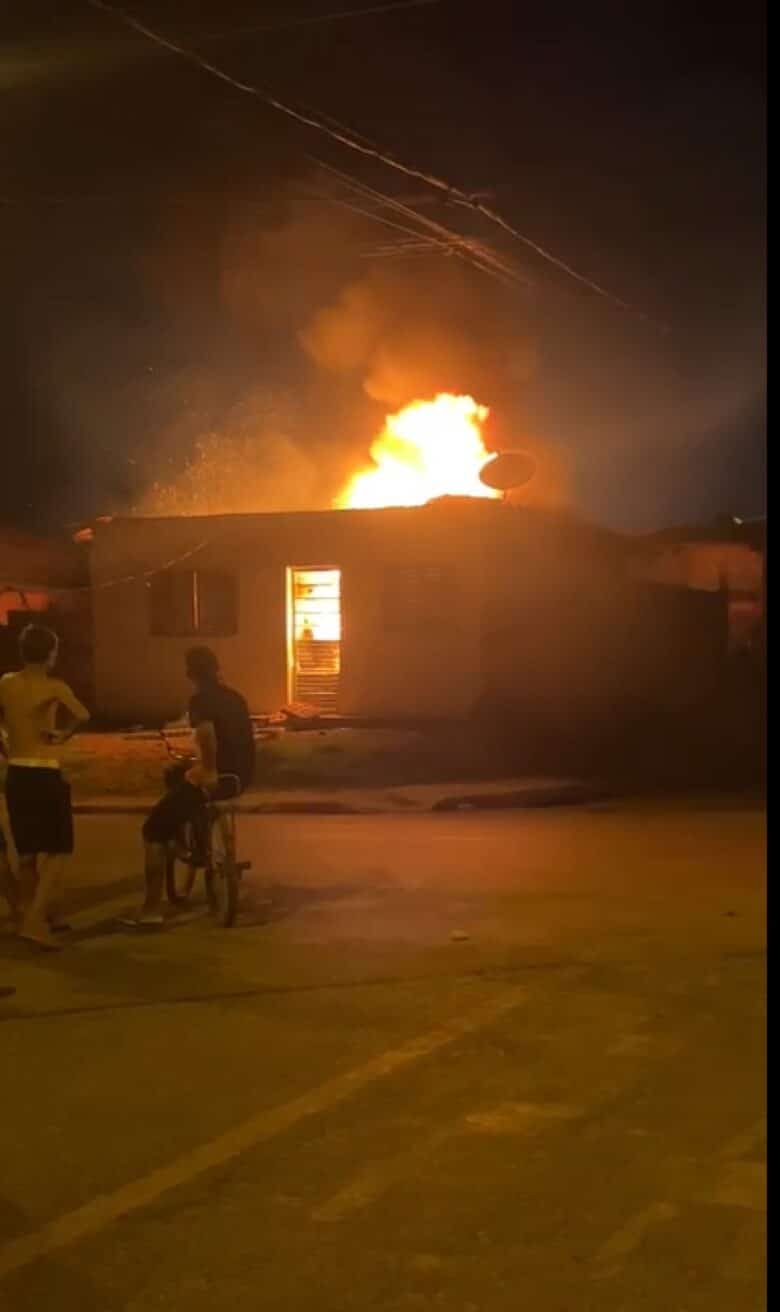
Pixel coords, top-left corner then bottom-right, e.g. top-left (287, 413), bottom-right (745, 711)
top-left (19, 930), bottom-right (63, 952)
top-left (119, 914), bottom-right (165, 929)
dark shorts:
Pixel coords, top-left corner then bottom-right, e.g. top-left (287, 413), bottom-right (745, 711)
top-left (142, 766), bottom-right (240, 844)
top-left (4, 765), bottom-right (74, 857)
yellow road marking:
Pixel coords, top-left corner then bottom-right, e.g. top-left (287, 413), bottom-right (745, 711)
top-left (592, 1202), bottom-right (679, 1277)
top-left (313, 1125), bottom-right (455, 1223)
top-left (0, 985), bottom-right (527, 1280)
top-left (711, 1162), bottom-right (766, 1212)
top-left (463, 1101), bottom-right (581, 1133)
top-left (314, 1101), bottom-right (582, 1222)
top-left (719, 1120), bottom-right (766, 1162)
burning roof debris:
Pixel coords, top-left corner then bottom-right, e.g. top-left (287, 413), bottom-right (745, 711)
top-left (335, 393), bottom-right (500, 510)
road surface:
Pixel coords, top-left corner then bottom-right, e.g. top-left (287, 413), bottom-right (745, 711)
top-left (0, 801), bottom-right (766, 1311)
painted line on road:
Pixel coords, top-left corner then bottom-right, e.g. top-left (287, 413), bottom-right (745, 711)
top-left (313, 1101), bottom-right (583, 1223)
top-left (313, 1123), bottom-right (456, 1223)
top-left (719, 1120), bottom-right (766, 1162)
top-left (592, 1202), bottom-right (679, 1279)
top-left (591, 1122), bottom-right (768, 1281)
top-left (0, 985), bottom-right (528, 1280)
top-left (710, 1161), bottom-right (766, 1212)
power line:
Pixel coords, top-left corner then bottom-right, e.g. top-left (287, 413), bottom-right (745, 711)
top-left (362, 241), bottom-right (444, 257)
top-left (1, 540), bottom-right (210, 604)
top-left (85, 0), bottom-right (656, 323)
top-left (298, 180), bottom-right (451, 252)
top-left (308, 157), bottom-right (532, 289)
top-left (301, 180), bottom-right (522, 287)
top-left (298, 179), bottom-right (523, 288)
top-left (203, 0), bottom-right (443, 40)
top-left (296, 165), bottom-right (532, 293)
top-left (57, 0), bottom-right (533, 293)
top-left (1, 158), bottom-right (528, 292)
top-left (0, 190), bottom-right (275, 208)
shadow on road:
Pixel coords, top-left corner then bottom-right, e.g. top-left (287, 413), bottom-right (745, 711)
top-left (0, 1195), bottom-right (106, 1312)
top-left (243, 880), bottom-right (363, 928)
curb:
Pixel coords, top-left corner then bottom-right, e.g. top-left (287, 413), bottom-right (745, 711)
top-left (432, 783), bottom-right (608, 812)
top-left (73, 797), bottom-right (393, 808)
top-left (72, 783), bottom-right (607, 818)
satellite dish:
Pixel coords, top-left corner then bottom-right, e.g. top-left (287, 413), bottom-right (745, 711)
top-left (479, 451), bottom-right (536, 492)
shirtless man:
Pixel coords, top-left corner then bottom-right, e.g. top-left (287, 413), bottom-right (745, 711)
top-left (0, 625), bottom-right (90, 949)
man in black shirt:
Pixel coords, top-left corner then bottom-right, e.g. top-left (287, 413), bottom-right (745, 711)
top-left (124, 647), bottom-right (254, 927)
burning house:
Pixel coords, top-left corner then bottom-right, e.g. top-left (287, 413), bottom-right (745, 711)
top-left (84, 500), bottom-right (721, 727)
top-left (81, 394), bottom-right (747, 728)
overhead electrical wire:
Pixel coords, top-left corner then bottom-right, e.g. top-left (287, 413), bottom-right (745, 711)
top-left (307, 157), bottom-right (532, 289)
top-left (203, 0), bottom-right (443, 40)
top-left (297, 181), bottom-right (454, 254)
top-left (302, 179), bottom-right (525, 289)
top-left (1, 538), bottom-right (211, 599)
top-left (86, 0), bottom-right (656, 322)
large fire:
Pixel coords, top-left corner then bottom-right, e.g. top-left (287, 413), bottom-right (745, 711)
top-left (335, 393), bottom-right (500, 510)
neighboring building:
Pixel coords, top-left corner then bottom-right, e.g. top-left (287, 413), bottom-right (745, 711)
top-left (634, 516), bottom-right (765, 652)
top-left (0, 529), bottom-right (92, 700)
top-left (86, 502), bottom-right (731, 724)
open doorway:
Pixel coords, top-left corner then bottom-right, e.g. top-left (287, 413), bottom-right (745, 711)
top-left (286, 567), bottom-right (342, 710)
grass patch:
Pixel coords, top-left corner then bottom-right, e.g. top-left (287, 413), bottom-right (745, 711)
top-left (1, 726), bottom-right (499, 799)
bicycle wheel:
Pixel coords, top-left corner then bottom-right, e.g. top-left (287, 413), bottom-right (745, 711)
top-left (165, 821), bottom-right (199, 906)
top-left (205, 815), bottom-right (239, 928)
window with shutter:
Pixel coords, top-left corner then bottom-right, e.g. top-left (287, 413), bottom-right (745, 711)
top-left (383, 565), bottom-right (455, 627)
top-left (148, 570), bottom-right (238, 637)
top-left (197, 572), bottom-right (238, 637)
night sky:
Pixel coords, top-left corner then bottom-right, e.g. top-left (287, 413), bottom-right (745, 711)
top-left (2, 0), bottom-right (766, 533)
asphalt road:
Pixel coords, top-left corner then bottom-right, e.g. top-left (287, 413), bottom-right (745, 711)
top-left (0, 802), bottom-right (766, 1311)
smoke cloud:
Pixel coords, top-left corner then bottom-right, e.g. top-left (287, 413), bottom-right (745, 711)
top-left (31, 184), bottom-right (573, 521)
top-left (300, 258), bottom-right (575, 508)
top-left (301, 262), bottom-right (535, 407)
top-left (137, 387), bottom-right (320, 517)
top-left (135, 189), bottom-right (573, 516)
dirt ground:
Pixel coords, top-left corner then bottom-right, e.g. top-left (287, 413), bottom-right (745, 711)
top-left (1, 726), bottom-right (501, 799)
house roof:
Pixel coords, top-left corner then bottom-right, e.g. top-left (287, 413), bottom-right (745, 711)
top-left (84, 499), bottom-right (624, 539)
top-left (0, 528), bottom-right (87, 588)
top-left (641, 515), bottom-right (766, 551)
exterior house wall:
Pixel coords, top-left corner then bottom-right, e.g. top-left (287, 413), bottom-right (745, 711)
top-left (635, 542), bottom-right (762, 594)
top-left (90, 506), bottom-right (493, 722)
top-left (91, 505), bottom-right (637, 722)
top-left (90, 504), bottom-right (702, 724)
top-left (633, 539), bottom-right (764, 654)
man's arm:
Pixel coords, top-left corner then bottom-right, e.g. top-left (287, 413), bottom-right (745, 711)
top-left (0, 685), bottom-right (8, 759)
top-left (42, 681), bottom-right (90, 746)
top-left (186, 720), bottom-right (218, 789)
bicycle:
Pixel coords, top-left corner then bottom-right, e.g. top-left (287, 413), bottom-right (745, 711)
top-left (159, 732), bottom-right (251, 928)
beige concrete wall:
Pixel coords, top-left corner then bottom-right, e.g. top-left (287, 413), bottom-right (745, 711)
top-left (95, 504), bottom-right (711, 725)
top-left (90, 506), bottom-right (493, 722)
top-left (634, 542), bottom-right (763, 595)
top-left (95, 507), bottom-right (699, 723)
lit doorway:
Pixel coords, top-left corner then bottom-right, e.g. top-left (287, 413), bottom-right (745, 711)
top-left (286, 567), bottom-right (342, 710)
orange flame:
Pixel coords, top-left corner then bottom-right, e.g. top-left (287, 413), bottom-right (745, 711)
top-left (335, 393), bottom-right (499, 510)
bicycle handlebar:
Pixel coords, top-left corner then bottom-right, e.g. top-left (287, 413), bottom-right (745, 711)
top-left (158, 730), bottom-right (196, 767)
top-left (158, 733), bottom-right (242, 799)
